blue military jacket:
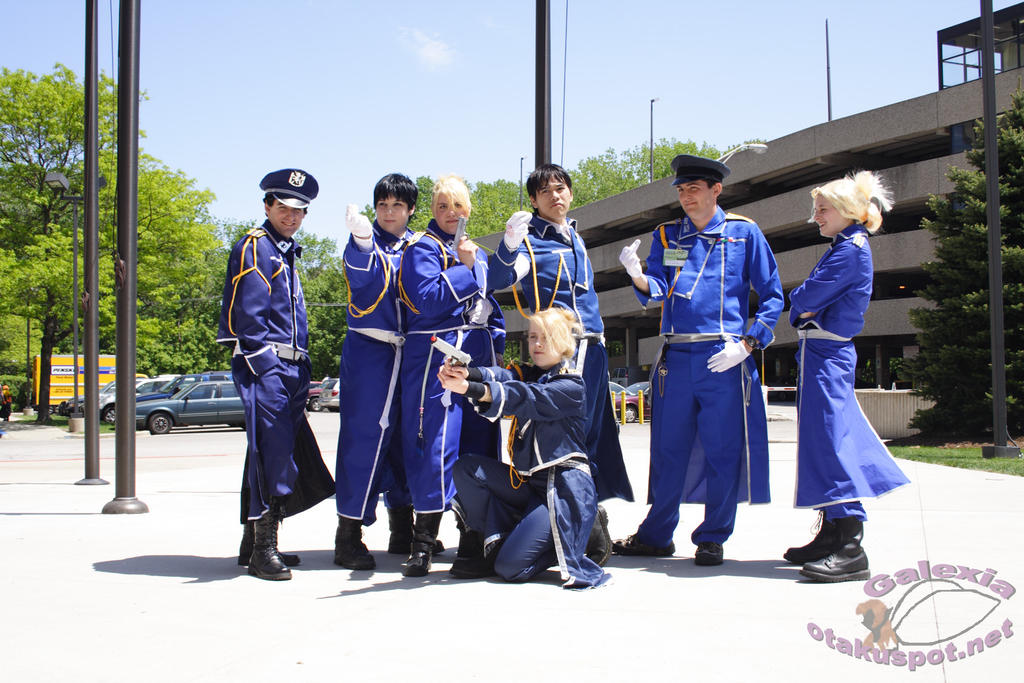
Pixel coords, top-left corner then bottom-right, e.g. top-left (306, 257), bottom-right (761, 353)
top-left (399, 219), bottom-right (497, 335)
top-left (474, 362), bottom-right (588, 475)
top-left (488, 215), bottom-right (602, 335)
top-left (343, 222), bottom-right (412, 339)
top-left (788, 224), bottom-right (873, 339)
top-left (638, 207), bottom-right (783, 348)
top-left (217, 220), bottom-right (308, 375)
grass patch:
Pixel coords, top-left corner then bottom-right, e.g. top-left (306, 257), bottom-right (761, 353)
top-left (38, 414), bottom-right (116, 434)
top-left (889, 446), bottom-right (1024, 477)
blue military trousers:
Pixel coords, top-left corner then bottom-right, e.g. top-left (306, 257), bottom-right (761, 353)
top-left (335, 332), bottom-right (410, 524)
top-left (233, 355), bottom-right (307, 520)
top-left (639, 341), bottom-right (746, 546)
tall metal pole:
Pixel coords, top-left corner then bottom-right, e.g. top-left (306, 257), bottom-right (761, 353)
top-left (80, 0), bottom-right (106, 484)
top-left (535, 0), bottom-right (551, 167)
top-left (649, 98), bottom-right (658, 182)
top-left (104, 0), bottom-right (148, 512)
top-left (979, 0), bottom-right (1018, 458)
top-left (71, 199), bottom-right (81, 420)
top-left (519, 156), bottom-right (525, 209)
top-left (826, 19), bottom-right (833, 122)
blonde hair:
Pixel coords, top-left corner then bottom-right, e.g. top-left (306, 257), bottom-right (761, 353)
top-left (810, 170), bottom-right (893, 234)
top-left (431, 174), bottom-right (472, 217)
top-left (528, 307), bottom-right (581, 362)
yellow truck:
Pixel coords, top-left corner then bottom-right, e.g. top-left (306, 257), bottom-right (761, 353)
top-left (34, 354), bottom-right (118, 410)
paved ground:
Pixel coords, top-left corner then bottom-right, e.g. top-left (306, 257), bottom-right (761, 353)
top-left (1, 407), bottom-right (1021, 682)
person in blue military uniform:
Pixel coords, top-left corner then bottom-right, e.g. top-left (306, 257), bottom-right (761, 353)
top-left (613, 154), bottom-right (783, 566)
top-left (440, 307), bottom-right (609, 589)
top-left (488, 163), bottom-right (633, 564)
top-left (333, 173), bottom-right (419, 571)
top-left (785, 171), bottom-right (909, 583)
top-left (217, 168), bottom-right (334, 581)
top-left (396, 174), bottom-right (505, 577)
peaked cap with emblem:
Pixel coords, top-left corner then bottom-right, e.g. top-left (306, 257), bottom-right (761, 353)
top-left (670, 155), bottom-right (730, 185)
top-left (260, 168), bottom-right (319, 209)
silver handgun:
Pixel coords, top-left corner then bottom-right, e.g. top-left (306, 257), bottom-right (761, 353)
top-left (431, 336), bottom-right (471, 366)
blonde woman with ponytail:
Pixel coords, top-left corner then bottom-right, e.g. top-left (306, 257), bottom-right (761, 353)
top-left (785, 170), bottom-right (909, 583)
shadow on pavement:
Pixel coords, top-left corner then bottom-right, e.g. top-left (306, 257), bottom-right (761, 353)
top-left (94, 555), bottom-right (245, 584)
top-left (606, 556), bottom-right (799, 580)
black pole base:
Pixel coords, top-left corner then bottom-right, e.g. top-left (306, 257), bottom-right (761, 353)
top-left (982, 445), bottom-right (1022, 459)
top-left (75, 477), bottom-right (109, 486)
top-left (102, 497), bottom-right (149, 514)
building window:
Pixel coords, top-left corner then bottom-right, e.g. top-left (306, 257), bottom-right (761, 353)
top-left (938, 5), bottom-right (1024, 89)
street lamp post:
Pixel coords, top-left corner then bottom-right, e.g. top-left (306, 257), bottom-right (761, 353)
top-left (44, 172), bottom-right (83, 424)
top-left (649, 97), bottom-right (659, 183)
top-left (519, 156), bottom-right (526, 210)
top-left (717, 143), bottom-right (768, 164)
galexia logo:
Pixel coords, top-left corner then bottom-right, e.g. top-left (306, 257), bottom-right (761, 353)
top-left (807, 560), bottom-right (1015, 672)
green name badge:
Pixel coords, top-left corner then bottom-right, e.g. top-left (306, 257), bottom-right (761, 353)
top-left (663, 248), bottom-right (689, 267)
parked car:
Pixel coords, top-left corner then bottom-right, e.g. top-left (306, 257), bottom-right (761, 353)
top-left (306, 380), bottom-right (324, 412)
top-left (609, 381), bottom-right (652, 423)
top-left (319, 378), bottom-right (340, 412)
top-left (60, 377), bottom-right (168, 422)
top-left (135, 380), bottom-right (244, 434)
top-left (136, 372), bottom-right (232, 404)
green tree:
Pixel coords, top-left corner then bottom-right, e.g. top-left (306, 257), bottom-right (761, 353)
top-left (570, 138), bottom-right (722, 206)
top-left (468, 178), bottom-right (521, 240)
top-left (907, 88), bottom-right (1024, 435)
top-left (0, 65), bottom-right (108, 420)
top-left (294, 230), bottom-right (348, 379)
top-left (0, 65), bottom-right (224, 418)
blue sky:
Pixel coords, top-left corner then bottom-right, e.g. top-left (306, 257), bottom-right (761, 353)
top-left (2, 1), bottom-right (1016, 247)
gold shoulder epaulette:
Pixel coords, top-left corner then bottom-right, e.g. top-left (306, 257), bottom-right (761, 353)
top-left (246, 227), bottom-right (267, 237)
top-left (724, 213), bottom-right (755, 223)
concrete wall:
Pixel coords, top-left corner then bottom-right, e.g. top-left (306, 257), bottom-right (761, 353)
top-left (855, 389), bottom-right (935, 439)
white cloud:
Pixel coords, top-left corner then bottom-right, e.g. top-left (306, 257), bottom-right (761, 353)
top-left (400, 28), bottom-right (455, 70)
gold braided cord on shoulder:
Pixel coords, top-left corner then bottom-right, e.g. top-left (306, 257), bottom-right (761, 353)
top-left (397, 231), bottom-right (454, 315)
top-left (227, 232), bottom-right (271, 335)
top-left (346, 243), bottom-right (392, 319)
top-left (505, 415), bottom-right (526, 489)
top-left (724, 212), bottom-right (755, 223)
top-left (511, 236), bottom-right (563, 320)
top-left (660, 223), bottom-right (684, 298)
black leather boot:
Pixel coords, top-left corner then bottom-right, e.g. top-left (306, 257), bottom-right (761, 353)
top-left (247, 510), bottom-right (291, 581)
top-left (403, 512), bottom-right (442, 577)
top-left (783, 512), bottom-right (840, 565)
top-left (799, 517), bottom-right (869, 583)
top-left (387, 505), bottom-right (414, 554)
top-left (585, 505), bottom-right (611, 566)
top-left (334, 516), bottom-right (376, 570)
top-left (238, 521), bottom-right (300, 567)
top-left (449, 508), bottom-right (492, 579)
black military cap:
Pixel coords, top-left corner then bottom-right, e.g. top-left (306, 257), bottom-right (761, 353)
top-left (260, 169), bottom-right (319, 209)
top-left (670, 155), bottom-right (730, 185)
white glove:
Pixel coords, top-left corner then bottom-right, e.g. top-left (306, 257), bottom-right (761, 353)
top-left (503, 211), bottom-right (532, 250)
top-left (346, 204), bottom-right (373, 251)
top-left (707, 341), bottom-right (751, 373)
top-left (619, 239), bottom-right (644, 279)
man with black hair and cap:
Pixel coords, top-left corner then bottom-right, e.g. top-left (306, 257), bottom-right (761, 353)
top-left (612, 154), bottom-right (783, 566)
top-left (217, 169), bottom-right (334, 581)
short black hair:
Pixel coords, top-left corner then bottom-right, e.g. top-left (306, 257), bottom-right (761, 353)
top-left (373, 173), bottom-right (418, 209)
top-left (263, 194), bottom-right (308, 214)
top-left (526, 163), bottom-right (572, 199)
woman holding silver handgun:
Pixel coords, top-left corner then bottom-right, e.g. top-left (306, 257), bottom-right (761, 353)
top-left (439, 307), bottom-right (610, 589)
top-left (395, 174), bottom-right (505, 577)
